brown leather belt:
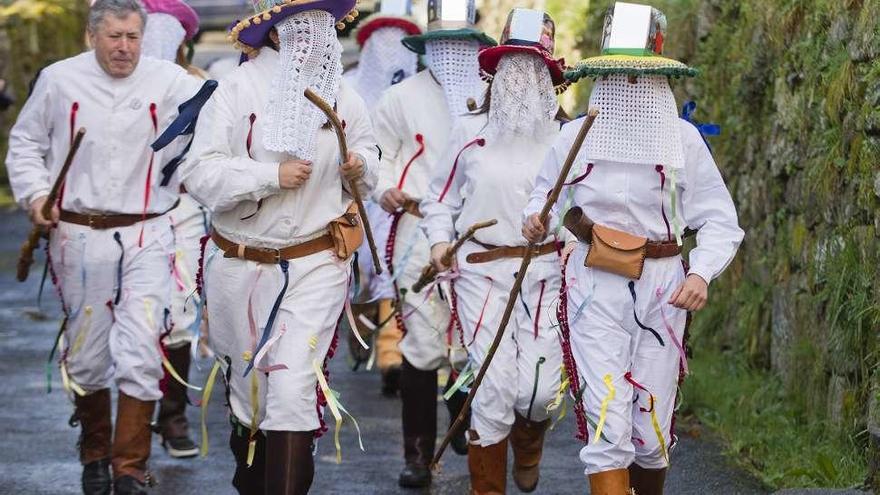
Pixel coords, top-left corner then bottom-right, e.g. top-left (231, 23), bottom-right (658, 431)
top-left (465, 239), bottom-right (560, 264)
top-left (211, 230), bottom-right (334, 264)
top-left (587, 238), bottom-right (682, 258)
top-left (60, 201), bottom-right (179, 230)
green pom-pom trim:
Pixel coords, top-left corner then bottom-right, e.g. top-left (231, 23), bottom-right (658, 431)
top-left (565, 64), bottom-right (699, 82)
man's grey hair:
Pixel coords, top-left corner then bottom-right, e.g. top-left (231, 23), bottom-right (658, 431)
top-left (88, 0), bottom-right (147, 33)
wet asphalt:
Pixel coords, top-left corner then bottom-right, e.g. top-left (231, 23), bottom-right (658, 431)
top-left (0, 210), bottom-right (780, 494)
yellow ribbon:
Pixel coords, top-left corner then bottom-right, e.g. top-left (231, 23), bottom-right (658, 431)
top-left (58, 332), bottom-right (86, 397)
top-left (145, 299), bottom-right (203, 391)
top-left (70, 306), bottom-right (92, 356)
top-left (312, 358), bottom-right (344, 463)
top-left (199, 360), bottom-right (222, 457)
top-left (593, 373), bottom-right (615, 445)
top-left (648, 395), bottom-right (669, 463)
top-left (247, 370), bottom-right (259, 466)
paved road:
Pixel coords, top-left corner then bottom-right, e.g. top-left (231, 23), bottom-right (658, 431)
top-left (0, 210), bottom-right (776, 494)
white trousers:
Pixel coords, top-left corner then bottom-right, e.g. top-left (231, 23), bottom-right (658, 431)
top-left (204, 245), bottom-right (350, 432)
top-left (166, 193), bottom-right (210, 347)
top-left (454, 242), bottom-right (563, 446)
top-left (49, 216), bottom-right (174, 401)
top-left (391, 212), bottom-right (452, 371)
top-left (564, 243), bottom-right (688, 474)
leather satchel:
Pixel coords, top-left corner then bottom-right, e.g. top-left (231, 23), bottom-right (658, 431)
top-left (328, 202), bottom-right (364, 260)
top-left (585, 224), bottom-right (648, 280)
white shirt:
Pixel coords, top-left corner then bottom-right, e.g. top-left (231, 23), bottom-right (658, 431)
top-left (181, 48), bottom-right (379, 249)
top-left (6, 51), bottom-right (202, 213)
top-left (421, 113), bottom-right (564, 247)
top-left (525, 118), bottom-right (744, 284)
top-left (372, 70), bottom-right (471, 203)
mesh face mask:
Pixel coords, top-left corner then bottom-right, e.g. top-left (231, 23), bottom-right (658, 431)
top-left (354, 27), bottom-right (418, 109)
top-left (485, 53), bottom-right (558, 140)
top-left (142, 13), bottom-right (186, 62)
top-left (262, 10), bottom-right (343, 161)
top-left (584, 74), bottom-right (684, 169)
top-left (425, 39), bottom-right (482, 117)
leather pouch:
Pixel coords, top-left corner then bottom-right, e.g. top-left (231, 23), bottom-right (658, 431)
top-left (328, 202), bottom-right (364, 260)
top-left (585, 224), bottom-right (648, 279)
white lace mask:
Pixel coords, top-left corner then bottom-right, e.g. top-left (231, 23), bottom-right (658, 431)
top-left (354, 27), bottom-right (418, 109)
top-left (584, 74), bottom-right (684, 169)
top-left (262, 10), bottom-right (343, 161)
top-left (424, 39), bottom-right (482, 117)
top-left (485, 53), bottom-right (558, 140)
top-left (142, 13), bottom-right (185, 62)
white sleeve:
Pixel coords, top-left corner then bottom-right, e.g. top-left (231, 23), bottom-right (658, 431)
top-left (180, 82), bottom-right (281, 213)
top-left (371, 91), bottom-right (403, 202)
top-left (524, 126), bottom-right (569, 227)
top-left (420, 121), bottom-right (469, 247)
top-left (341, 89), bottom-right (380, 196)
top-left (5, 73), bottom-right (54, 208)
top-left (680, 125), bottom-right (744, 284)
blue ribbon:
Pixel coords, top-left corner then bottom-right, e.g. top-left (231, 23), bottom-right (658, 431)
top-left (113, 232), bottom-right (124, 305)
top-left (680, 100), bottom-right (720, 151)
top-left (243, 260), bottom-right (290, 377)
top-left (151, 80), bottom-right (219, 186)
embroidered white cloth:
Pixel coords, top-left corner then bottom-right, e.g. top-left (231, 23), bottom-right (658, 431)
top-left (584, 74), bottom-right (685, 169)
top-left (353, 26), bottom-right (418, 109)
top-left (424, 39), bottom-right (482, 117)
top-left (485, 53), bottom-right (558, 140)
top-left (263, 10), bottom-right (343, 161)
top-left (143, 13), bottom-right (186, 62)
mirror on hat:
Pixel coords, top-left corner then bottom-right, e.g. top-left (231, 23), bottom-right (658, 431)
top-left (378, 0), bottom-right (412, 16)
top-left (601, 2), bottom-right (667, 56)
top-left (427, 0), bottom-right (475, 31)
top-left (501, 8), bottom-right (554, 53)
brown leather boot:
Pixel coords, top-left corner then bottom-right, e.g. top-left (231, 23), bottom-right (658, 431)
top-left (398, 358), bottom-right (437, 488)
top-left (629, 463), bottom-right (667, 495)
top-left (75, 388), bottom-right (112, 495)
top-left (111, 392), bottom-right (156, 489)
top-left (467, 431), bottom-right (508, 495)
top-left (158, 342), bottom-right (198, 458)
top-left (510, 413), bottom-right (550, 492)
top-left (377, 299), bottom-right (403, 397)
top-left (588, 468), bottom-right (633, 495)
top-left (264, 431), bottom-right (315, 495)
top-left (229, 421), bottom-right (266, 495)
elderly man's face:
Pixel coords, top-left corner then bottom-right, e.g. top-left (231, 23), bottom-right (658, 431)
top-left (89, 12), bottom-right (143, 78)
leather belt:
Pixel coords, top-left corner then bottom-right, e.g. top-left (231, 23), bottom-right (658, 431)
top-left (586, 237), bottom-right (682, 258)
top-left (60, 200), bottom-right (179, 230)
top-left (211, 230), bottom-right (334, 264)
top-left (465, 239), bottom-right (560, 264)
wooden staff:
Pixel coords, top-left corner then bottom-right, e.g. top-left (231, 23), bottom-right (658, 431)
top-left (411, 219), bottom-right (497, 293)
top-left (16, 128), bottom-right (86, 282)
top-left (304, 89), bottom-right (383, 274)
top-left (431, 108), bottom-right (600, 467)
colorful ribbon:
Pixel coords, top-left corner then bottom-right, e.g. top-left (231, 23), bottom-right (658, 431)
top-left (199, 359), bottom-right (222, 456)
top-left (592, 373), bottom-right (616, 445)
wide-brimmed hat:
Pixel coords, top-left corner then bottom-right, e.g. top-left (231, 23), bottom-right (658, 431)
top-left (478, 8), bottom-right (567, 91)
top-left (565, 1), bottom-right (697, 83)
top-left (354, 0), bottom-right (422, 47)
top-left (142, 0), bottom-right (200, 40)
top-left (228, 0), bottom-right (359, 54)
top-left (400, 0), bottom-right (496, 55)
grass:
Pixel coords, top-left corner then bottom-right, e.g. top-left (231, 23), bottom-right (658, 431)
top-left (682, 352), bottom-right (868, 489)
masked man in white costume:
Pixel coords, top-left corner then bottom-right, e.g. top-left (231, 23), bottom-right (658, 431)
top-left (181, 0), bottom-right (378, 492)
top-left (422, 10), bottom-right (571, 493)
top-left (140, 0), bottom-right (209, 459)
top-left (5, 0), bottom-right (204, 492)
top-left (371, 0), bottom-right (496, 487)
top-left (344, 0), bottom-right (422, 395)
top-left (523, 3), bottom-right (744, 494)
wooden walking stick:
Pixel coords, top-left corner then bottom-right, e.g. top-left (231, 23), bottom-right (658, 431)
top-left (304, 89), bottom-right (383, 274)
top-left (411, 219), bottom-right (497, 293)
top-left (431, 108), bottom-right (600, 467)
top-left (16, 127), bottom-right (86, 282)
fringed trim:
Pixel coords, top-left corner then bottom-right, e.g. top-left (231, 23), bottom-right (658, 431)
top-left (384, 211), bottom-right (408, 336)
top-left (557, 254), bottom-right (589, 443)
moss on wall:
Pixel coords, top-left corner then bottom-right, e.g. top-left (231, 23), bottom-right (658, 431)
top-left (0, 0), bottom-right (88, 195)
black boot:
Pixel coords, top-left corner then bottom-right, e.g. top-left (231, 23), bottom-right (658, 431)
top-left (113, 475), bottom-right (148, 495)
top-left (158, 342), bottom-right (198, 458)
top-left (264, 431), bottom-right (315, 495)
top-left (75, 389), bottom-right (112, 495)
top-left (229, 420), bottom-right (266, 495)
top-left (443, 375), bottom-right (470, 456)
top-left (398, 358), bottom-right (437, 488)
